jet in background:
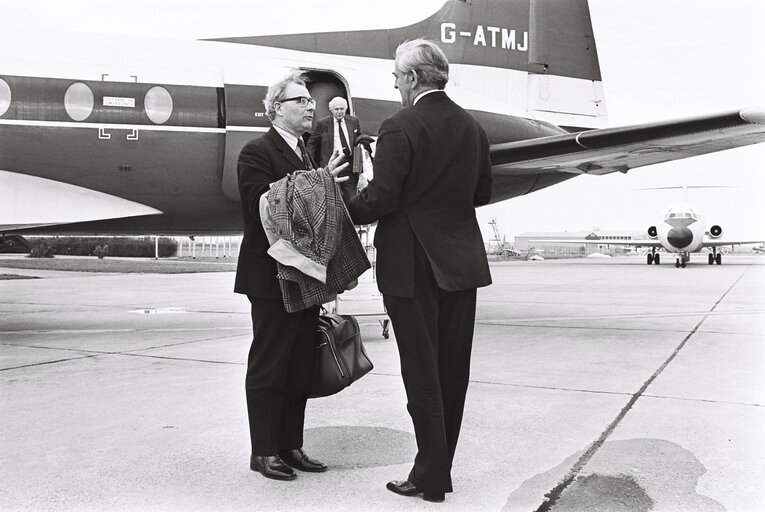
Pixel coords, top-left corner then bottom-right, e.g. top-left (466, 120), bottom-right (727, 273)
top-left (1, 0), bottom-right (765, 238)
top-left (531, 202), bottom-right (765, 268)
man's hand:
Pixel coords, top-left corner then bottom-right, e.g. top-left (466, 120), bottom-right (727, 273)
top-left (327, 150), bottom-right (350, 183)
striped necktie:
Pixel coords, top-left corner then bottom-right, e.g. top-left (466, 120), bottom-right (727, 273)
top-left (337, 119), bottom-right (351, 156)
top-left (297, 138), bottom-right (313, 170)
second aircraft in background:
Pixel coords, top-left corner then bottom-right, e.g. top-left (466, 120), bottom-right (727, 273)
top-left (532, 203), bottom-right (765, 268)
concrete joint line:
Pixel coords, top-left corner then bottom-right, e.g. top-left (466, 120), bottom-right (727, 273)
top-left (533, 270), bottom-right (747, 512)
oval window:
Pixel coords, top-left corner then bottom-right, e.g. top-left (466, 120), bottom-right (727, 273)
top-left (0, 78), bottom-right (10, 116)
top-left (64, 82), bottom-right (94, 121)
top-left (145, 86), bottom-right (173, 124)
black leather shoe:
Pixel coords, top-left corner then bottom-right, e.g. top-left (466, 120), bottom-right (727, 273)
top-left (386, 480), bottom-right (445, 502)
top-left (250, 455), bottom-right (296, 481)
top-left (278, 448), bottom-right (328, 473)
top-left (386, 480), bottom-right (420, 496)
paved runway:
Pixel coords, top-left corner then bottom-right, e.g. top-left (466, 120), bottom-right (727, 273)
top-left (1, 254), bottom-right (764, 511)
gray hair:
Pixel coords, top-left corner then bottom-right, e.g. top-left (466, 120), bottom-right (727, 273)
top-left (395, 39), bottom-right (449, 89)
top-left (328, 97), bottom-right (348, 109)
top-left (263, 69), bottom-right (307, 121)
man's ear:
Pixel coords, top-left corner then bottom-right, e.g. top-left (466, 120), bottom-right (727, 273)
top-left (410, 70), bottom-right (420, 87)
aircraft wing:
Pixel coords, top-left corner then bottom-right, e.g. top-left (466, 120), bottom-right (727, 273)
top-left (529, 239), bottom-right (663, 248)
top-left (490, 109), bottom-right (765, 178)
top-left (702, 239), bottom-right (765, 247)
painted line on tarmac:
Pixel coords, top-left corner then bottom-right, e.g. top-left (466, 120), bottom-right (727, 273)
top-left (533, 267), bottom-right (750, 512)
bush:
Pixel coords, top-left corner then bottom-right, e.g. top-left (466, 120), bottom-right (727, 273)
top-left (28, 241), bottom-right (55, 258)
top-left (21, 237), bottom-right (178, 258)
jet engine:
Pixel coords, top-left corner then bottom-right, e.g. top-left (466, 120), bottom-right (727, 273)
top-left (647, 226), bottom-right (658, 239)
top-left (708, 225), bottom-right (723, 238)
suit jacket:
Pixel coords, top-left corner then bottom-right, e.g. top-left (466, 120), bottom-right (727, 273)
top-left (234, 127), bottom-right (312, 299)
top-left (342, 91), bottom-right (492, 298)
top-left (307, 114), bottom-right (361, 167)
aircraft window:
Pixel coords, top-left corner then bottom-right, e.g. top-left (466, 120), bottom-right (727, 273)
top-left (64, 82), bottom-right (94, 121)
top-left (0, 78), bottom-right (10, 116)
top-left (145, 86), bottom-right (173, 124)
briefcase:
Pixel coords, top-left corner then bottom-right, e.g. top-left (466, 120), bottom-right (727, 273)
top-left (309, 313), bottom-right (373, 398)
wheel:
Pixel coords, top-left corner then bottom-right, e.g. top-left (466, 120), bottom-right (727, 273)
top-left (647, 253), bottom-right (653, 265)
top-left (708, 253), bottom-right (714, 265)
top-left (716, 253), bottom-right (722, 265)
top-left (681, 261), bottom-right (687, 268)
top-left (675, 260), bottom-right (680, 268)
top-left (654, 253), bottom-right (660, 265)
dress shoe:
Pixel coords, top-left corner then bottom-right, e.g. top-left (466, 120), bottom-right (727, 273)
top-left (277, 448), bottom-right (328, 473)
top-left (250, 455), bottom-right (296, 481)
top-left (386, 480), bottom-right (445, 503)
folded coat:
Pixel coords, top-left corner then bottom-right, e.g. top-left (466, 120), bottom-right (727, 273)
top-left (260, 169), bottom-right (370, 313)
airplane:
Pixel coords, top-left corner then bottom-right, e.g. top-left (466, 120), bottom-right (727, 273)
top-left (1, 0), bottom-right (765, 241)
top-left (530, 202), bottom-right (765, 267)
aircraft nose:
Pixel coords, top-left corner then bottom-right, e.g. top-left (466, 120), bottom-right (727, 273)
top-left (667, 226), bottom-right (693, 249)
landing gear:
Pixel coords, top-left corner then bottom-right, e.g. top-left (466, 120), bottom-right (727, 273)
top-left (646, 251), bottom-right (660, 265)
top-left (675, 253), bottom-right (689, 268)
top-left (708, 249), bottom-right (722, 265)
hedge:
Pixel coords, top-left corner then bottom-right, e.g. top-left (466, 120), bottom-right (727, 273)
top-left (9, 236), bottom-right (179, 258)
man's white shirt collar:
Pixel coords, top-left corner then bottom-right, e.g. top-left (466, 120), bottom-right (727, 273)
top-left (413, 89), bottom-right (442, 105)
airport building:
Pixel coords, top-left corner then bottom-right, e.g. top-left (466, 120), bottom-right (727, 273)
top-left (513, 230), bottom-right (647, 257)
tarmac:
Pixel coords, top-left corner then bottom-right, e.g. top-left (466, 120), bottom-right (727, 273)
top-left (1, 253), bottom-right (764, 512)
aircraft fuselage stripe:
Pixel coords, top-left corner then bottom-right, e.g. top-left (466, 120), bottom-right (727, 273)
top-left (0, 119), bottom-right (226, 133)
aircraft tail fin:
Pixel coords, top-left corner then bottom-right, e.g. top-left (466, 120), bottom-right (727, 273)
top-left (213, 0), bottom-right (606, 128)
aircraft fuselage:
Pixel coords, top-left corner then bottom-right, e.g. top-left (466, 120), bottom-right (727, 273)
top-left (0, 58), bottom-right (568, 234)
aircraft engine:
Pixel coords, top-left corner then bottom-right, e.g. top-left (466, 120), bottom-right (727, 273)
top-left (708, 225), bottom-right (723, 238)
top-left (647, 226), bottom-right (658, 239)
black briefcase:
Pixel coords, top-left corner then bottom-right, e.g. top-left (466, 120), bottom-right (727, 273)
top-left (309, 313), bottom-right (373, 398)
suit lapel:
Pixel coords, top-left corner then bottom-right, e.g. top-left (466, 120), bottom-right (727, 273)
top-left (267, 127), bottom-right (305, 170)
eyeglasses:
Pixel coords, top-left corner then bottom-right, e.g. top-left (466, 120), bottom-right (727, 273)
top-left (277, 96), bottom-right (316, 107)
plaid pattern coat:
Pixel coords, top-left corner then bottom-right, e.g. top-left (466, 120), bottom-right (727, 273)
top-left (267, 170), bottom-right (370, 312)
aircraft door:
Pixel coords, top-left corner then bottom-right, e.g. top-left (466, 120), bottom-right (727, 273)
top-left (221, 84), bottom-right (271, 201)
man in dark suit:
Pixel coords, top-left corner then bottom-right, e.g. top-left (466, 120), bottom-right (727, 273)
top-left (307, 96), bottom-right (361, 167)
top-left (333, 40), bottom-right (492, 503)
top-left (235, 70), bottom-right (346, 481)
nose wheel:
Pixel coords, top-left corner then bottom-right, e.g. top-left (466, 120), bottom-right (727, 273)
top-left (675, 253), bottom-right (689, 268)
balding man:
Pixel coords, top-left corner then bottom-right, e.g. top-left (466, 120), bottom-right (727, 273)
top-left (307, 96), bottom-right (362, 167)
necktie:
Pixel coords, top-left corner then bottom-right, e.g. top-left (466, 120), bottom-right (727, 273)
top-left (337, 119), bottom-right (351, 156)
top-left (297, 138), bottom-right (313, 169)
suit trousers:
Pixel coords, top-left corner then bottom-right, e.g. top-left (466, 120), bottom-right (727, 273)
top-left (383, 242), bottom-right (477, 494)
top-left (245, 296), bottom-right (319, 456)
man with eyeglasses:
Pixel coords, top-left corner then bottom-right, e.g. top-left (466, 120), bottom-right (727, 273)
top-left (332, 39), bottom-right (492, 504)
top-left (234, 70), bottom-right (347, 481)
top-left (307, 96), bottom-right (362, 167)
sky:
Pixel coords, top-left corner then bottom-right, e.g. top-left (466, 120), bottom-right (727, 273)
top-left (2, 0), bottom-right (764, 241)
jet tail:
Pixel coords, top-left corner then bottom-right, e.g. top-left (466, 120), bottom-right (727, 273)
top-left (212, 0), bottom-right (606, 128)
